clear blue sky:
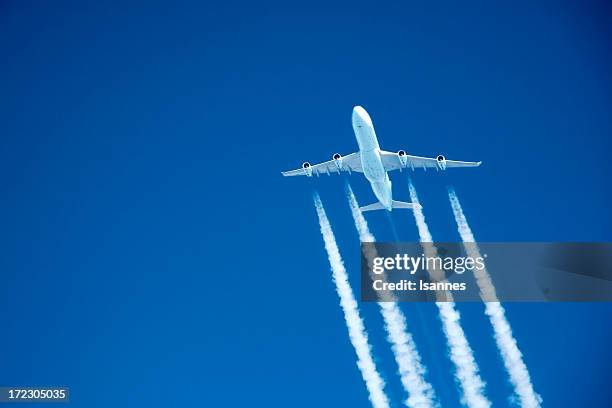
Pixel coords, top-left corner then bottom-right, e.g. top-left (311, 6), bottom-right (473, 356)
top-left (1, 1), bottom-right (611, 406)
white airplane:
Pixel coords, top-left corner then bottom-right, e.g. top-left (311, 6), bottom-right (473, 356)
top-left (282, 106), bottom-right (481, 212)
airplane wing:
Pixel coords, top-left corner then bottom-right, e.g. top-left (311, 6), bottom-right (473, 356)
top-left (379, 150), bottom-right (481, 171)
top-left (282, 152), bottom-right (363, 177)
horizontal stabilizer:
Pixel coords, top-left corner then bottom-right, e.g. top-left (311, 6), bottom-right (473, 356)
top-left (359, 200), bottom-right (422, 212)
top-left (392, 200), bottom-right (421, 210)
top-left (359, 202), bottom-right (386, 212)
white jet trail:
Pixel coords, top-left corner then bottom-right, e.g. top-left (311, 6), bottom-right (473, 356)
top-left (408, 180), bottom-right (490, 408)
top-left (447, 187), bottom-right (541, 408)
top-left (313, 192), bottom-right (390, 408)
top-left (346, 184), bottom-right (436, 408)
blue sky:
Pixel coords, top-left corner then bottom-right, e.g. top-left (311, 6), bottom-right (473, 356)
top-left (1, 0), bottom-right (611, 406)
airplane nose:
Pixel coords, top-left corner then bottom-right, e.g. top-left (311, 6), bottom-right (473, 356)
top-left (352, 106), bottom-right (372, 126)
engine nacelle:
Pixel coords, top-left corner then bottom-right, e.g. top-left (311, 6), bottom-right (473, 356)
top-left (302, 161), bottom-right (313, 177)
top-left (436, 155), bottom-right (447, 170)
top-left (332, 153), bottom-right (343, 170)
top-left (397, 150), bottom-right (408, 166)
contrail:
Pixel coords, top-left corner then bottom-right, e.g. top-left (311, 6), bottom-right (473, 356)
top-left (313, 192), bottom-right (390, 408)
top-left (447, 187), bottom-right (541, 408)
top-left (346, 184), bottom-right (436, 408)
top-left (408, 179), bottom-right (490, 408)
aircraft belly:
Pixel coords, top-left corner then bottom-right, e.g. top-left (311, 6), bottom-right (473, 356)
top-left (351, 114), bottom-right (392, 209)
top-left (371, 181), bottom-right (389, 206)
top-left (361, 149), bottom-right (392, 208)
top-left (354, 124), bottom-right (380, 152)
top-left (361, 150), bottom-right (386, 182)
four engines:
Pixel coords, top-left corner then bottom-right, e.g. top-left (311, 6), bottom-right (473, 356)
top-left (300, 151), bottom-right (447, 175)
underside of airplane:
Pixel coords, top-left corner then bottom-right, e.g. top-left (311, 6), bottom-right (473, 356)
top-left (282, 106), bottom-right (481, 211)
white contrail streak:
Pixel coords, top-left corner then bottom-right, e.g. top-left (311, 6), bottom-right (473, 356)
top-left (313, 192), bottom-right (390, 408)
top-left (447, 187), bottom-right (541, 408)
top-left (408, 180), bottom-right (490, 408)
top-left (346, 184), bottom-right (436, 408)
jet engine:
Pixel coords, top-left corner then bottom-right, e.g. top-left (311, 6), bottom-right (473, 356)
top-left (436, 155), bottom-right (447, 170)
top-left (302, 161), bottom-right (313, 177)
top-left (397, 150), bottom-right (408, 166)
top-left (332, 153), bottom-right (343, 170)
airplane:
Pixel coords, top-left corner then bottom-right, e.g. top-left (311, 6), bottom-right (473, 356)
top-left (282, 106), bottom-right (481, 212)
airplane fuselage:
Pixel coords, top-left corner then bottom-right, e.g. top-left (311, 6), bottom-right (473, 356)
top-left (282, 106), bottom-right (481, 211)
top-left (351, 106), bottom-right (394, 210)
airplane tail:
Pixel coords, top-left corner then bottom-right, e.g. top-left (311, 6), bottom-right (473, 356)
top-left (359, 200), bottom-right (421, 212)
